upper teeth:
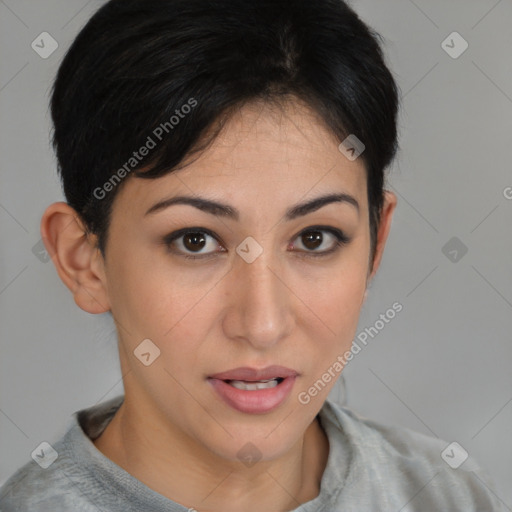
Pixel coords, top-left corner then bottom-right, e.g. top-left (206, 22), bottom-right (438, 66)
top-left (229, 379), bottom-right (280, 391)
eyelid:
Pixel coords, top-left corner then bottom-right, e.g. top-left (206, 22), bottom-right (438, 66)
top-left (162, 225), bottom-right (351, 260)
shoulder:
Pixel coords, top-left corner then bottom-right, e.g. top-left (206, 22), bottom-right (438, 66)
top-left (0, 436), bottom-right (94, 511)
top-left (0, 396), bottom-right (125, 512)
top-left (319, 399), bottom-right (506, 511)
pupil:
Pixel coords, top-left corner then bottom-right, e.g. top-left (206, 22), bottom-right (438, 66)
top-left (184, 232), bottom-right (206, 252)
top-left (303, 231), bottom-right (322, 250)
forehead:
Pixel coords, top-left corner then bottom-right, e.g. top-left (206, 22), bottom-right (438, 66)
top-left (114, 98), bottom-right (367, 215)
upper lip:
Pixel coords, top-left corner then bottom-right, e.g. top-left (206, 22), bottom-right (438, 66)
top-left (208, 365), bottom-right (298, 381)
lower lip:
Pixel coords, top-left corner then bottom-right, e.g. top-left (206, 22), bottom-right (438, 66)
top-left (208, 376), bottom-right (297, 414)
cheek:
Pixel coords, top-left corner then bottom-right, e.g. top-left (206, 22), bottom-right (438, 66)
top-left (298, 251), bottom-right (368, 328)
top-left (293, 254), bottom-right (368, 376)
top-left (302, 276), bottom-right (365, 359)
top-left (293, 267), bottom-right (366, 403)
top-left (105, 244), bottom-right (223, 379)
top-left (105, 249), bottom-right (209, 397)
top-left (105, 244), bottom-right (187, 339)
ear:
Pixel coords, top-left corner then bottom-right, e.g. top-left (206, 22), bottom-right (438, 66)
top-left (367, 190), bottom-right (397, 284)
top-left (40, 202), bottom-right (111, 314)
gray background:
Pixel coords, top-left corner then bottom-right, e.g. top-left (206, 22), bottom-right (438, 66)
top-left (1, 0), bottom-right (511, 508)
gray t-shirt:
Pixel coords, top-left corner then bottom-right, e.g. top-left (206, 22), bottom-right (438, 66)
top-left (0, 394), bottom-right (506, 511)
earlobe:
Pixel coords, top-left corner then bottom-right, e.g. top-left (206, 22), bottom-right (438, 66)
top-left (40, 202), bottom-right (111, 314)
top-left (368, 190), bottom-right (397, 283)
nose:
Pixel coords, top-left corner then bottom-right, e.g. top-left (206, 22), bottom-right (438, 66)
top-left (221, 248), bottom-right (295, 350)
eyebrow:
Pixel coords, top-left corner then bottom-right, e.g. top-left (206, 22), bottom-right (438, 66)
top-left (144, 192), bottom-right (359, 221)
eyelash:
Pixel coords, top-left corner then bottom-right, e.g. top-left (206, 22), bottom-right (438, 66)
top-left (161, 225), bottom-right (351, 261)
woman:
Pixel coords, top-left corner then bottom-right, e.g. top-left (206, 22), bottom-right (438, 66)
top-left (0, 0), bottom-right (504, 510)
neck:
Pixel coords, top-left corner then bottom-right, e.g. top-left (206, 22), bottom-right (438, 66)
top-left (93, 397), bottom-right (329, 512)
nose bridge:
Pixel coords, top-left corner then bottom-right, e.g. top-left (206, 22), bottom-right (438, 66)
top-left (223, 245), bottom-right (294, 347)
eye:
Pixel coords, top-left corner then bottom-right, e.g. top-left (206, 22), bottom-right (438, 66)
top-left (162, 227), bottom-right (225, 260)
top-left (290, 226), bottom-right (350, 257)
top-left (162, 225), bottom-right (350, 261)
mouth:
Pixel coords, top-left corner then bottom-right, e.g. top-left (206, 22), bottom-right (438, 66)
top-left (224, 377), bottom-right (284, 391)
top-left (207, 366), bottom-right (298, 414)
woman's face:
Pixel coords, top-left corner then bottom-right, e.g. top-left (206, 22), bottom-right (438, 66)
top-left (100, 99), bottom-right (382, 463)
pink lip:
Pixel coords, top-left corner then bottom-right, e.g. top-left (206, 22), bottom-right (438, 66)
top-left (207, 365), bottom-right (299, 414)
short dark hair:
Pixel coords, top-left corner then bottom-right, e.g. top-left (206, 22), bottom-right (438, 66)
top-left (50, 0), bottom-right (400, 270)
